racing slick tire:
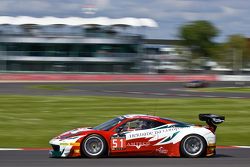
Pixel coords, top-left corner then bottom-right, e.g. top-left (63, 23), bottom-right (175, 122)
top-left (180, 134), bottom-right (206, 158)
top-left (81, 134), bottom-right (107, 158)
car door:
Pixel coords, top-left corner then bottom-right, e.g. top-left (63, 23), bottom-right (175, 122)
top-left (110, 119), bottom-right (165, 156)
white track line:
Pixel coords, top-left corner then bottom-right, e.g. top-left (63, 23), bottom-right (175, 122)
top-left (235, 146), bottom-right (250, 149)
top-left (0, 148), bottom-right (22, 150)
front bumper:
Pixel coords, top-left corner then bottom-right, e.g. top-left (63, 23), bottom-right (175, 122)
top-left (49, 138), bottom-right (82, 158)
top-left (49, 150), bottom-right (63, 158)
top-left (49, 139), bottom-right (72, 157)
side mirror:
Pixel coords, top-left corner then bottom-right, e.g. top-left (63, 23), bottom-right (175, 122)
top-left (116, 126), bottom-right (124, 133)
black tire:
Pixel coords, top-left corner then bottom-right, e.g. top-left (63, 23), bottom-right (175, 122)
top-left (81, 134), bottom-right (107, 158)
top-left (180, 134), bottom-right (206, 158)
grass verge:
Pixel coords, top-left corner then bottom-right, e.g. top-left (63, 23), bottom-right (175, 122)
top-left (29, 84), bottom-right (70, 91)
top-left (0, 95), bottom-right (249, 147)
top-left (192, 87), bottom-right (250, 93)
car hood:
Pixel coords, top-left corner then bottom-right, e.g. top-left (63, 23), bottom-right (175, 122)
top-left (56, 127), bottom-right (93, 139)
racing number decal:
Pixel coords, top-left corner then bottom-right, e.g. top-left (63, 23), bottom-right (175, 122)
top-left (111, 137), bottom-right (126, 150)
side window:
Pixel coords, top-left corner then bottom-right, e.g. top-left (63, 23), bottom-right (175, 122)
top-left (144, 120), bottom-right (165, 129)
top-left (116, 119), bottom-right (165, 132)
top-left (123, 119), bottom-right (142, 131)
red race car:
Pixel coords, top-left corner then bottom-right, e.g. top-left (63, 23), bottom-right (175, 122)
top-left (49, 114), bottom-right (224, 158)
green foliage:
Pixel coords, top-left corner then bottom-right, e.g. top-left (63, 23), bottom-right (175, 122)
top-left (179, 20), bottom-right (219, 62)
top-left (227, 35), bottom-right (247, 49)
top-left (224, 35), bottom-right (250, 68)
top-left (213, 35), bottom-right (250, 69)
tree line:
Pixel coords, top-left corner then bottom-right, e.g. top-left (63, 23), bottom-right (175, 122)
top-left (178, 20), bottom-right (250, 71)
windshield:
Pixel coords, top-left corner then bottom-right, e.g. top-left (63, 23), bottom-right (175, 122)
top-left (93, 116), bottom-right (125, 131)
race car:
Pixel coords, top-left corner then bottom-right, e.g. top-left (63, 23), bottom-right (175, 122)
top-left (184, 80), bottom-right (209, 88)
top-left (49, 114), bottom-right (224, 158)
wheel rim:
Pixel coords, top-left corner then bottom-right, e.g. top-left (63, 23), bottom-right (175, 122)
top-left (84, 136), bottom-right (104, 156)
top-left (183, 136), bottom-right (203, 156)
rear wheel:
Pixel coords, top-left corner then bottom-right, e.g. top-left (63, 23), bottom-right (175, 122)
top-left (180, 134), bottom-right (206, 158)
top-left (81, 134), bottom-right (106, 158)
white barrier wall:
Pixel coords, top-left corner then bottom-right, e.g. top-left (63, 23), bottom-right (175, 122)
top-left (218, 75), bottom-right (250, 82)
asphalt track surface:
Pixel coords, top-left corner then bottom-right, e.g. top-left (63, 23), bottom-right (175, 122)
top-left (0, 81), bottom-right (249, 98)
top-left (0, 81), bottom-right (250, 167)
top-left (0, 148), bottom-right (250, 167)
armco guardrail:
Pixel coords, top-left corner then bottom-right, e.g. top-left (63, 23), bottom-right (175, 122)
top-left (0, 74), bottom-right (218, 82)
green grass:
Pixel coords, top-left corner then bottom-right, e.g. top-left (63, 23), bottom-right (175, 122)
top-left (193, 87), bottom-right (250, 93)
top-left (29, 84), bottom-right (70, 90)
top-left (0, 95), bottom-right (249, 147)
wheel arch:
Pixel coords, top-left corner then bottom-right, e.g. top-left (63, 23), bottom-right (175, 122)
top-left (177, 127), bottom-right (213, 149)
top-left (179, 133), bottom-right (207, 157)
top-left (80, 133), bottom-right (109, 157)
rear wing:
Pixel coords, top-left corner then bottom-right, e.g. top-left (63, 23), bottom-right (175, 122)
top-left (199, 114), bottom-right (225, 132)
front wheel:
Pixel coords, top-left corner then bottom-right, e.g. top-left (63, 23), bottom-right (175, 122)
top-left (81, 134), bottom-right (106, 158)
top-left (180, 134), bottom-right (206, 158)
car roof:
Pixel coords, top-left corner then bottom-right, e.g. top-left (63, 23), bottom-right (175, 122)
top-left (121, 114), bottom-right (190, 125)
top-left (122, 114), bottom-right (160, 120)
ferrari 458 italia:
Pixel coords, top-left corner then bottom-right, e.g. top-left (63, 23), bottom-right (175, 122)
top-left (49, 114), bottom-right (224, 158)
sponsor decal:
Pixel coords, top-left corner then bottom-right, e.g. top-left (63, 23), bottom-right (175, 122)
top-left (127, 142), bottom-right (150, 149)
top-left (156, 147), bottom-right (168, 154)
top-left (60, 142), bottom-right (80, 146)
top-left (128, 131), bottom-right (154, 139)
top-left (127, 124), bottom-right (187, 141)
top-left (111, 137), bottom-right (126, 150)
top-left (212, 118), bottom-right (224, 123)
top-left (124, 124), bottom-right (188, 146)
